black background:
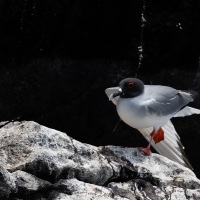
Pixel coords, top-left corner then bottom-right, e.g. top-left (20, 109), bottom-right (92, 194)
top-left (1, 0), bottom-right (200, 177)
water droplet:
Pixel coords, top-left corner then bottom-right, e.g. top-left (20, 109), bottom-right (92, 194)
top-left (176, 22), bottom-right (182, 30)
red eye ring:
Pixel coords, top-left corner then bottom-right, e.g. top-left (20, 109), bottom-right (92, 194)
top-left (128, 82), bottom-right (134, 88)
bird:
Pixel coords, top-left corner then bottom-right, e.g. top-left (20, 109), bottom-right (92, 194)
top-left (105, 77), bottom-right (200, 169)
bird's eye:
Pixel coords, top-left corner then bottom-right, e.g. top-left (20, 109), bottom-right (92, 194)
top-left (128, 82), bottom-right (134, 88)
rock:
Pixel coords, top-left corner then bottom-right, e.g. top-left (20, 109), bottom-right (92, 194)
top-left (0, 121), bottom-right (199, 199)
top-left (9, 170), bottom-right (51, 199)
top-left (12, 170), bottom-right (51, 193)
top-left (100, 146), bottom-right (200, 189)
top-left (108, 180), bottom-right (200, 200)
top-left (0, 166), bottom-right (17, 199)
top-left (0, 121), bottom-right (114, 185)
top-left (50, 178), bottom-right (129, 200)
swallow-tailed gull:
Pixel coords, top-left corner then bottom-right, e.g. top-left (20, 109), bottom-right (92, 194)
top-left (106, 78), bottom-right (200, 169)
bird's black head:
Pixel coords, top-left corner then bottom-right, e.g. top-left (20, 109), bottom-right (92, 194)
top-left (113, 78), bottom-right (144, 98)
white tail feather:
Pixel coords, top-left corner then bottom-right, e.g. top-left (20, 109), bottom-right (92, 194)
top-left (174, 106), bottom-right (200, 117)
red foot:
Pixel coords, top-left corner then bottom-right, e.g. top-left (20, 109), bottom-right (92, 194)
top-left (138, 147), bottom-right (152, 156)
top-left (150, 128), bottom-right (164, 144)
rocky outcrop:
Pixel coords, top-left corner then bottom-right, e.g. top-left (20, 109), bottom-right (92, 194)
top-left (0, 121), bottom-right (199, 199)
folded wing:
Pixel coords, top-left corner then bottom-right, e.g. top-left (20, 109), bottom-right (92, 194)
top-left (143, 86), bottom-right (196, 118)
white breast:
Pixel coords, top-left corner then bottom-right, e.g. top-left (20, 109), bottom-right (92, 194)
top-left (116, 95), bottom-right (171, 129)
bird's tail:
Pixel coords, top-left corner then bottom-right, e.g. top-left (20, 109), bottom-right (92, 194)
top-left (174, 106), bottom-right (200, 117)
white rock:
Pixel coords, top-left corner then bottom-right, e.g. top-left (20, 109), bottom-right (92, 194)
top-left (51, 178), bottom-right (129, 200)
top-left (100, 146), bottom-right (200, 189)
top-left (0, 121), bottom-right (114, 185)
top-left (0, 121), bottom-right (199, 199)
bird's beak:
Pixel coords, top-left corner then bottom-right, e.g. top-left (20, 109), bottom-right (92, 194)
top-left (109, 88), bottom-right (122, 101)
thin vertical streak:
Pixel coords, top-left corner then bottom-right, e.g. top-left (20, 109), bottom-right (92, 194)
top-left (192, 56), bottom-right (200, 91)
top-left (135, 0), bottom-right (146, 78)
top-left (20, 0), bottom-right (28, 30)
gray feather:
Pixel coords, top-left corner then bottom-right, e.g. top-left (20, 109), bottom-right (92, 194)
top-left (144, 86), bottom-right (195, 118)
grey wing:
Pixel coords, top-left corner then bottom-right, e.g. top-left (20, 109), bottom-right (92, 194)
top-left (144, 85), bottom-right (196, 118)
top-left (138, 120), bottom-right (193, 169)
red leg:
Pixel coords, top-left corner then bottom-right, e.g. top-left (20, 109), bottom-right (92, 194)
top-left (138, 146), bottom-right (152, 155)
top-left (151, 128), bottom-right (164, 144)
top-left (138, 129), bottom-right (156, 155)
top-left (138, 128), bottom-right (164, 155)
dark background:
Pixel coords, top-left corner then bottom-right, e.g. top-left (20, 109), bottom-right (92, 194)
top-left (1, 0), bottom-right (200, 177)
